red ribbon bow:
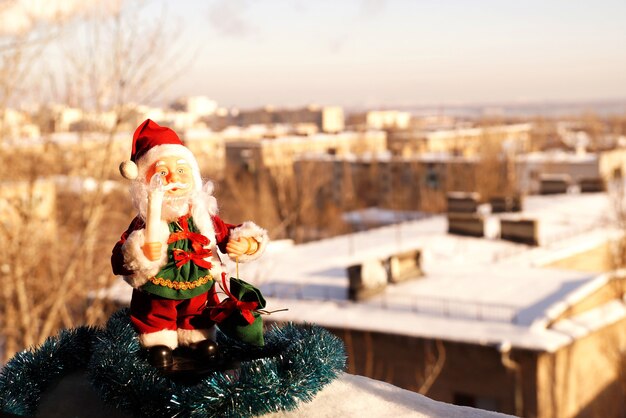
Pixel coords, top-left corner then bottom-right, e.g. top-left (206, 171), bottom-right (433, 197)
top-left (168, 216), bottom-right (210, 252)
top-left (173, 248), bottom-right (213, 269)
top-left (210, 273), bottom-right (258, 324)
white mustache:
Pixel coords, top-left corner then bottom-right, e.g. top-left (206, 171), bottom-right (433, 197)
top-left (162, 182), bottom-right (190, 191)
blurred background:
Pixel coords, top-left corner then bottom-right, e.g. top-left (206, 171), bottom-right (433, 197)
top-left (1, 1), bottom-right (625, 416)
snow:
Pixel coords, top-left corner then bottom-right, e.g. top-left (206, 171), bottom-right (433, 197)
top-left (515, 192), bottom-right (613, 246)
top-left (549, 299), bottom-right (626, 339)
top-left (529, 272), bottom-right (613, 329)
top-left (517, 227), bottom-right (619, 268)
top-left (342, 207), bottom-right (430, 226)
top-left (263, 374), bottom-right (513, 418)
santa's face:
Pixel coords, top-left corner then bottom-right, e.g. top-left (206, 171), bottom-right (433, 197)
top-left (145, 155), bottom-right (194, 197)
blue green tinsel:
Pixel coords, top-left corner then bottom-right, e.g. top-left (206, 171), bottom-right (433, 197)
top-left (0, 326), bottom-right (99, 416)
top-left (0, 309), bottom-right (346, 417)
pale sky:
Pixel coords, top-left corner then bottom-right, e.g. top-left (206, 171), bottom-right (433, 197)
top-left (95, 0), bottom-right (626, 108)
top-left (9, 0), bottom-right (626, 108)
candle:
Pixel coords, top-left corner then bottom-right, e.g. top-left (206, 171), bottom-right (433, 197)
top-left (146, 173), bottom-right (164, 243)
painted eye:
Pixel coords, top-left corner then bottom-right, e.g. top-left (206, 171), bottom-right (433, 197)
top-left (159, 170), bottom-right (167, 176)
top-left (177, 168), bottom-right (185, 174)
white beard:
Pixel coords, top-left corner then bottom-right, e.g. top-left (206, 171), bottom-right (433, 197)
top-left (161, 195), bottom-right (192, 221)
top-left (129, 178), bottom-right (218, 222)
top-left (130, 180), bottom-right (192, 222)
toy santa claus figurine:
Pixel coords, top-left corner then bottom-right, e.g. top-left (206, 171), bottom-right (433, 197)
top-left (111, 119), bottom-right (268, 368)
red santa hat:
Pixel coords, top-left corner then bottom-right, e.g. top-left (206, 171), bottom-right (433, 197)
top-left (119, 119), bottom-right (202, 188)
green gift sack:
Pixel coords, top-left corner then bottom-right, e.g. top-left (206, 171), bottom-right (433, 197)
top-left (213, 277), bottom-right (267, 346)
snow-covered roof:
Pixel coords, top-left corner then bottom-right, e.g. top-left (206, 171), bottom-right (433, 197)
top-left (515, 151), bottom-right (597, 163)
top-left (107, 191), bottom-right (622, 352)
top-left (342, 208), bottom-right (430, 225)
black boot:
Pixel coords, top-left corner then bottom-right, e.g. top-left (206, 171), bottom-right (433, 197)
top-left (193, 339), bottom-right (219, 360)
top-left (148, 345), bottom-right (174, 368)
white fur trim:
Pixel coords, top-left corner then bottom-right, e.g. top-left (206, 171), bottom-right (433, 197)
top-left (136, 144), bottom-right (202, 192)
top-left (202, 181), bottom-right (218, 215)
top-left (177, 328), bottom-right (216, 346)
top-left (229, 221), bottom-right (269, 262)
top-left (139, 329), bottom-right (178, 349)
top-left (203, 180), bottom-right (214, 195)
top-left (191, 203), bottom-right (217, 242)
top-left (121, 223), bottom-right (170, 288)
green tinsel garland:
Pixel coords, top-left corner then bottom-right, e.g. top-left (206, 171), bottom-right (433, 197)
top-left (0, 326), bottom-right (99, 416)
top-left (0, 309), bottom-right (346, 418)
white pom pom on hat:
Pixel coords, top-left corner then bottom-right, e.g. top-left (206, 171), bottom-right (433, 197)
top-left (119, 160), bottom-right (139, 180)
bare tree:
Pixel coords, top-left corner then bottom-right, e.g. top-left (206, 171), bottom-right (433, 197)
top-left (607, 170), bottom-right (626, 273)
top-left (474, 127), bottom-right (516, 203)
top-left (0, 0), bottom-right (186, 362)
top-left (528, 116), bottom-right (558, 152)
top-left (0, 0), bottom-right (68, 360)
top-left (340, 330), bottom-right (446, 397)
top-left (580, 111), bottom-right (604, 152)
top-left (416, 339), bottom-right (446, 395)
top-left (219, 157), bottom-right (342, 243)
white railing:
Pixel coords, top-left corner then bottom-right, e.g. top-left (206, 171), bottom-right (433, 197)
top-left (262, 282), bottom-right (519, 324)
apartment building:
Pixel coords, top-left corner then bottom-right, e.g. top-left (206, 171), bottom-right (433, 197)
top-left (230, 105), bottom-right (345, 133)
top-left (347, 110), bottom-right (412, 130)
top-left (516, 149), bottom-right (626, 194)
top-left (388, 124), bottom-right (532, 157)
top-left (294, 153), bottom-right (506, 214)
top-left (225, 131), bottom-right (387, 174)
